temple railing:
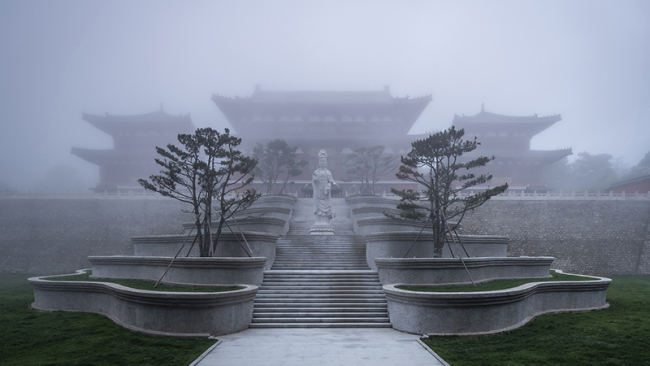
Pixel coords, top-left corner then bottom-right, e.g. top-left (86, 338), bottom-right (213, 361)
top-left (378, 190), bottom-right (650, 201)
top-left (0, 190), bottom-right (300, 200)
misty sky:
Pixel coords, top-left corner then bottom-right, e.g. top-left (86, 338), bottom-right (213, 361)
top-left (1, 0), bottom-right (648, 191)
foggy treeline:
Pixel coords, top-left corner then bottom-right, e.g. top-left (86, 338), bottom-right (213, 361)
top-left (544, 150), bottom-right (650, 193)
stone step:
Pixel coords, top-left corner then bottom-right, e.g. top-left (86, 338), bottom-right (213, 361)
top-left (255, 295), bottom-right (386, 300)
top-left (264, 269), bottom-right (377, 276)
top-left (263, 274), bottom-right (377, 278)
top-left (252, 306), bottom-right (387, 312)
top-left (271, 261), bottom-right (370, 270)
top-left (258, 285), bottom-right (383, 292)
top-left (271, 264), bottom-right (368, 267)
top-left (248, 323), bottom-right (393, 328)
top-left (253, 312), bottom-right (388, 318)
top-left (253, 198), bottom-right (388, 328)
top-left (261, 281), bottom-right (381, 286)
top-left (257, 289), bottom-right (384, 294)
top-left (251, 317), bottom-right (390, 323)
top-left (254, 298), bottom-right (387, 304)
top-left (270, 264), bottom-right (369, 268)
top-left (270, 267), bottom-right (370, 270)
top-left (263, 276), bottom-right (378, 280)
top-left (276, 250), bottom-right (365, 253)
top-left (272, 259), bottom-right (367, 262)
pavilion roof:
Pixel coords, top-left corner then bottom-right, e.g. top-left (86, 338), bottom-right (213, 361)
top-left (452, 105), bottom-right (561, 138)
top-left (212, 86), bottom-right (432, 137)
top-left (82, 108), bottom-right (194, 137)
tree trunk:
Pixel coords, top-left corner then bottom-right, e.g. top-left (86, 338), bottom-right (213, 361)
top-left (211, 215), bottom-right (226, 255)
top-left (195, 213), bottom-right (208, 257)
top-left (432, 199), bottom-right (444, 257)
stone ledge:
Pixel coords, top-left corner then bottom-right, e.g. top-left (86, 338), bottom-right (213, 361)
top-left (365, 232), bottom-right (509, 269)
top-left (89, 256), bottom-right (267, 285)
top-left (251, 195), bottom-right (297, 209)
top-left (132, 232), bottom-right (279, 269)
top-left (375, 257), bottom-right (554, 285)
top-left (383, 272), bottom-right (611, 335)
top-left (29, 270), bottom-right (258, 336)
top-left (182, 217), bottom-right (288, 236)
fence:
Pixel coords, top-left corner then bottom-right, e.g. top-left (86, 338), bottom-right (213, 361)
top-left (379, 190), bottom-right (650, 201)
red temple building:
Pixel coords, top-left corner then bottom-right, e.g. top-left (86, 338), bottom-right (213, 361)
top-left (451, 105), bottom-right (572, 190)
top-left (71, 107), bottom-right (195, 192)
top-left (212, 86), bottom-right (432, 195)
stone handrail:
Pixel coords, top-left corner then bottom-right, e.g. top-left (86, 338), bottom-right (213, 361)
top-left (378, 190), bottom-right (650, 201)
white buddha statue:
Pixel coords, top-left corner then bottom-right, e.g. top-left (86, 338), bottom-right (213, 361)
top-left (311, 149), bottom-right (335, 234)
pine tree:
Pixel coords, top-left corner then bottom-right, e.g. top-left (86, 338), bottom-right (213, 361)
top-left (392, 126), bottom-right (508, 257)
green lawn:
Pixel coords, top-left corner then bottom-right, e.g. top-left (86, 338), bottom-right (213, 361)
top-left (422, 275), bottom-right (650, 366)
top-left (398, 270), bottom-right (597, 293)
top-left (0, 273), bottom-right (217, 366)
top-left (49, 270), bottom-right (243, 293)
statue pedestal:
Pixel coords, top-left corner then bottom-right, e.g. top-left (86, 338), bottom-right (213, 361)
top-left (310, 215), bottom-right (335, 235)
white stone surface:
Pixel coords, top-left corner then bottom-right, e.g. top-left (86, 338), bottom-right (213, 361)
top-left (384, 272), bottom-right (612, 335)
top-left (195, 328), bottom-right (445, 366)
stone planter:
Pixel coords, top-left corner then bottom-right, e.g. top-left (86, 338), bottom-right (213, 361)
top-left (250, 195), bottom-right (297, 210)
top-left (383, 272), bottom-right (611, 336)
top-left (365, 231), bottom-right (508, 269)
top-left (132, 232), bottom-right (279, 269)
top-left (183, 216), bottom-right (288, 236)
top-left (212, 232), bottom-right (278, 270)
top-left (345, 196), bottom-right (398, 212)
top-left (88, 256), bottom-right (267, 285)
top-left (374, 257), bottom-right (554, 285)
top-left (351, 206), bottom-right (403, 221)
top-left (29, 270), bottom-right (258, 337)
top-left (231, 206), bottom-right (292, 221)
top-left (356, 217), bottom-right (432, 235)
top-left (132, 234), bottom-right (201, 257)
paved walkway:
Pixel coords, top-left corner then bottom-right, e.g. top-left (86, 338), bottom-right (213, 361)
top-left (193, 328), bottom-right (446, 366)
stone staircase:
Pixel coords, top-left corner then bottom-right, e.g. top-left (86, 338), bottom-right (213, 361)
top-left (250, 198), bottom-right (391, 328)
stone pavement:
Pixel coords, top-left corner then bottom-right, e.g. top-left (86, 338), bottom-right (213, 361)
top-left (193, 328), bottom-right (447, 366)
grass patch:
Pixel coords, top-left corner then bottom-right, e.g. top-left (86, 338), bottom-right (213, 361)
top-left (422, 275), bottom-right (650, 366)
top-left (48, 271), bottom-right (243, 292)
top-left (397, 270), bottom-right (597, 293)
top-left (0, 273), bottom-right (217, 366)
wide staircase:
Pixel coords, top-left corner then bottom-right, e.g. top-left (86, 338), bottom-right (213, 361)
top-left (250, 198), bottom-right (391, 328)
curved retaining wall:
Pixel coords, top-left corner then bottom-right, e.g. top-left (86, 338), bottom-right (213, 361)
top-left (183, 217), bottom-right (288, 236)
top-left (250, 195), bottom-right (297, 210)
top-left (345, 196), bottom-right (398, 213)
top-left (356, 218), bottom-right (461, 236)
top-left (384, 272), bottom-right (611, 336)
top-left (89, 256), bottom-right (267, 285)
top-left (29, 270), bottom-right (258, 337)
top-left (357, 218), bottom-right (431, 236)
top-left (365, 231), bottom-right (509, 269)
top-left (375, 257), bottom-right (554, 285)
top-left (351, 206), bottom-right (403, 222)
top-left (132, 232), bottom-right (279, 270)
top-left (231, 207), bottom-right (291, 221)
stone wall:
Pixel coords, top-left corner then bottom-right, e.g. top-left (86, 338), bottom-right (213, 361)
top-left (0, 198), bottom-right (191, 274)
top-left (459, 200), bottom-right (650, 275)
top-left (1, 197), bottom-right (649, 275)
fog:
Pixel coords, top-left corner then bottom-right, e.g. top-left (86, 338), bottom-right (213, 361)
top-left (1, 0), bottom-right (648, 191)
